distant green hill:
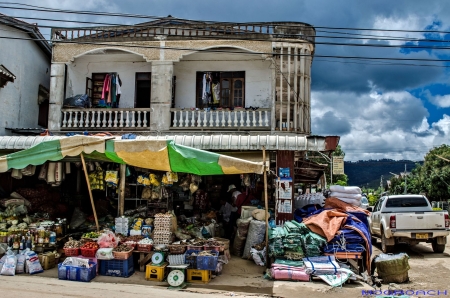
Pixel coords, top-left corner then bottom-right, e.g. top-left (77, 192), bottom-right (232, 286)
top-left (345, 159), bottom-right (423, 188)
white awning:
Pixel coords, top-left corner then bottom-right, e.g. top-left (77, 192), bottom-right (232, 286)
top-left (0, 134), bottom-right (337, 152)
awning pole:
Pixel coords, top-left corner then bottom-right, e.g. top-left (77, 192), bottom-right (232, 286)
top-left (119, 164), bottom-right (126, 216)
top-left (263, 146), bottom-right (270, 269)
top-left (80, 152), bottom-right (99, 232)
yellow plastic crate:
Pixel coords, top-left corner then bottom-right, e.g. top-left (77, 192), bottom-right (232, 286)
top-left (187, 269), bottom-right (211, 284)
top-left (145, 262), bottom-right (168, 282)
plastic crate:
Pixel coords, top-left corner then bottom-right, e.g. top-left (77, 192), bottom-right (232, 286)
top-left (80, 248), bottom-right (98, 258)
top-left (197, 250), bottom-right (219, 271)
top-left (187, 269), bottom-right (211, 284)
top-left (145, 262), bottom-right (168, 281)
top-left (99, 255), bottom-right (134, 278)
top-left (187, 245), bottom-right (203, 251)
top-left (64, 248), bottom-right (80, 257)
top-left (58, 262), bottom-right (96, 282)
top-left (184, 249), bottom-right (200, 268)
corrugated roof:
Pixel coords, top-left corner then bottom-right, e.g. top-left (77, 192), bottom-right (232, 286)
top-left (0, 134), bottom-right (336, 152)
top-left (0, 65), bottom-right (15, 79)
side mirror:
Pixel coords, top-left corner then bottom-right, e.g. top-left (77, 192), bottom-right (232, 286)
top-left (367, 207), bottom-right (373, 212)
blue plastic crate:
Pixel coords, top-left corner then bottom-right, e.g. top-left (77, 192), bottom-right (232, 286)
top-left (99, 255), bottom-right (134, 278)
top-left (58, 262), bottom-right (96, 282)
top-left (197, 250), bottom-right (219, 271)
top-left (184, 249), bottom-right (200, 268)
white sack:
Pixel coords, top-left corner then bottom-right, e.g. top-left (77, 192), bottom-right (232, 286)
top-left (330, 185), bottom-right (361, 194)
top-left (330, 192), bottom-right (362, 201)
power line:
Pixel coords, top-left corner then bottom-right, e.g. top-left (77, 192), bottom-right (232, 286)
top-left (3, 14), bottom-right (450, 49)
top-left (2, 35), bottom-right (450, 65)
top-left (2, 3), bottom-right (450, 36)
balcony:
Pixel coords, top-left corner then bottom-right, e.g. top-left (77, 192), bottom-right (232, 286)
top-left (61, 108), bottom-right (152, 130)
top-left (170, 108), bottom-right (271, 130)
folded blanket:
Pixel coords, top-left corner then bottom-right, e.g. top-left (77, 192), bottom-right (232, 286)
top-left (271, 265), bottom-right (310, 281)
top-left (330, 185), bottom-right (361, 194)
top-left (303, 256), bottom-right (340, 275)
top-left (334, 197), bottom-right (362, 207)
top-left (329, 192), bottom-right (362, 200)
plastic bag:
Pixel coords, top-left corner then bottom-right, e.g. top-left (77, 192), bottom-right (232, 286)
top-left (97, 230), bottom-right (119, 248)
top-left (15, 254), bottom-right (26, 274)
top-left (250, 247), bottom-right (266, 266)
top-left (1, 253), bottom-right (17, 276)
top-left (0, 255), bottom-right (6, 271)
top-left (70, 208), bottom-right (87, 229)
top-left (141, 187), bottom-right (152, 200)
top-left (242, 220), bottom-right (266, 259)
top-left (63, 94), bottom-right (91, 108)
top-left (24, 250), bottom-right (44, 275)
top-left (96, 248), bottom-right (114, 260)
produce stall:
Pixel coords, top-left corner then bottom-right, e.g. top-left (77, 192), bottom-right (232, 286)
top-left (0, 135), bottom-right (271, 286)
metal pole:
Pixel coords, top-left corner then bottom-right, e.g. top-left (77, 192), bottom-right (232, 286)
top-left (330, 156), bottom-right (333, 185)
top-left (263, 146), bottom-right (270, 269)
top-left (404, 164), bottom-right (407, 194)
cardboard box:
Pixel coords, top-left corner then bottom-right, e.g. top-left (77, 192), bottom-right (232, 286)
top-left (38, 252), bottom-right (56, 270)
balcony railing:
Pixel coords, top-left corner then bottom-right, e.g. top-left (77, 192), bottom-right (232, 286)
top-left (61, 108), bottom-right (152, 130)
top-left (170, 108), bottom-right (271, 130)
top-left (51, 21), bottom-right (315, 43)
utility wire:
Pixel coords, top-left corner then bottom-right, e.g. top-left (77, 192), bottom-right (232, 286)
top-left (2, 3), bottom-right (450, 35)
top-left (2, 35), bottom-right (450, 64)
top-left (3, 16), bottom-right (450, 52)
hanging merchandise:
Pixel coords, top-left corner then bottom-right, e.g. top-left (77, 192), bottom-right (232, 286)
top-left (151, 186), bottom-right (160, 200)
top-left (38, 163), bottom-right (48, 180)
top-left (21, 165), bottom-right (36, 176)
top-left (11, 169), bottom-right (22, 180)
top-left (137, 174), bottom-right (151, 186)
top-left (141, 187), bottom-right (152, 200)
top-left (46, 162), bottom-right (56, 183)
top-left (189, 182), bottom-right (198, 194)
top-left (149, 173), bottom-right (160, 186)
top-left (105, 171), bottom-right (119, 187)
top-left (88, 167), bottom-right (105, 191)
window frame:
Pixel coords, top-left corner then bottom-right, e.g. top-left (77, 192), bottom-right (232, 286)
top-left (196, 71), bottom-right (245, 109)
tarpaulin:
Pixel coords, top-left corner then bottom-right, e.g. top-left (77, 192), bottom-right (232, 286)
top-left (302, 210), bottom-right (348, 242)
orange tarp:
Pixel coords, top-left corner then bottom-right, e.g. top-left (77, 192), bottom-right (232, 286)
top-left (302, 210), bottom-right (348, 242)
top-left (324, 197), bottom-right (371, 215)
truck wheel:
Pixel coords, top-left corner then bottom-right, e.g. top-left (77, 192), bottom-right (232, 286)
top-left (381, 231), bottom-right (394, 253)
top-left (432, 240), bottom-right (445, 253)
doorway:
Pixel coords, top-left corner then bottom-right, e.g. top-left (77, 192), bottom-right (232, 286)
top-left (135, 72), bottom-right (151, 108)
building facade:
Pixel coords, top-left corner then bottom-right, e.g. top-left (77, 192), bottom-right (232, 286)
top-left (0, 14), bottom-right (51, 135)
top-left (48, 18), bottom-right (315, 135)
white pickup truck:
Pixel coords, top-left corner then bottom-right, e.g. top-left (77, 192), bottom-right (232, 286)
top-left (369, 194), bottom-right (449, 253)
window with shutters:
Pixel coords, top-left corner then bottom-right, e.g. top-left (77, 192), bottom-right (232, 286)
top-left (196, 71), bottom-right (245, 109)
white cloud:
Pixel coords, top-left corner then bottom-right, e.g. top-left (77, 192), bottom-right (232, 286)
top-left (427, 93), bottom-right (450, 108)
top-left (311, 89), bottom-right (450, 161)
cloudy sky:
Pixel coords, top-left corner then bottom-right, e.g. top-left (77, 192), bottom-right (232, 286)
top-left (1, 0), bottom-right (450, 161)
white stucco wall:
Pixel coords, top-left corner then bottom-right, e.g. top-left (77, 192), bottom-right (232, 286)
top-left (66, 52), bottom-right (151, 108)
top-left (173, 52), bottom-right (272, 109)
top-left (0, 24), bottom-right (50, 135)
top-left (64, 50), bottom-right (272, 110)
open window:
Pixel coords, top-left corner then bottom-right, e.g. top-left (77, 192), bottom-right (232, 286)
top-left (196, 71), bottom-right (245, 109)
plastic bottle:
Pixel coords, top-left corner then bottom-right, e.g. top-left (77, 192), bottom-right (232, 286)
top-left (49, 231), bottom-right (56, 245)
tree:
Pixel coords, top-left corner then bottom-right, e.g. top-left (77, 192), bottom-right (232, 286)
top-left (421, 145), bottom-right (450, 201)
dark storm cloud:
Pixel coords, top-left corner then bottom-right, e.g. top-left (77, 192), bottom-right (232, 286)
top-left (312, 111), bottom-right (352, 135)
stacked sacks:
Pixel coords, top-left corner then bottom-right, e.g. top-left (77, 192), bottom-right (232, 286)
top-left (283, 221), bottom-right (304, 258)
top-left (268, 227), bottom-right (285, 257)
top-left (323, 229), bottom-right (366, 253)
top-left (329, 185), bottom-right (362, 207)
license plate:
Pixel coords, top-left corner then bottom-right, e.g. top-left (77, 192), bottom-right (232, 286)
top-left (416, 233), bottom-right (428, 239)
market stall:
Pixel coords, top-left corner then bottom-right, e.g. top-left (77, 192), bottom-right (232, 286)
top-left (0, 135), bottom-right (270, 286)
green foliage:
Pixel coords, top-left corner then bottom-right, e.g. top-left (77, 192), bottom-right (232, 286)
top-left (389, 145), bottom-right (450, 201)
top-left (367, 194), bottom-right (378, 206)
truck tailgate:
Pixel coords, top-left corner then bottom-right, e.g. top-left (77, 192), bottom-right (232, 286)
top-left (395, 212), bottom-right (446, 230)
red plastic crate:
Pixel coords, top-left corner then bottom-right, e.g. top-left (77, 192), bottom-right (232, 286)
top-left (81, 247), bottom-right (98, 258)
top-left (64, 248), bottom-right (80, 257)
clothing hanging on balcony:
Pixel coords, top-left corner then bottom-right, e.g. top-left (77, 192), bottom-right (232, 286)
top-left (212, 83), bottom-right (220, 104)
top-left (202, 72), bottom-right (212, 105)
top-left (101, 73), bottom-right (122, 107)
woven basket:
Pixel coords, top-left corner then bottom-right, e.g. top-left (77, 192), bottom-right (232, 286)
top-left (112, 248), bottom-right (134, 260)
top-left (64, 248), bottom-right (80, 257)
top-left (169, 244), bottom-right (186, 254)
top-left (137, 244), bottom-right (153, 252)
